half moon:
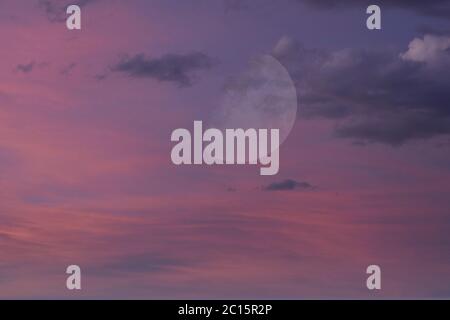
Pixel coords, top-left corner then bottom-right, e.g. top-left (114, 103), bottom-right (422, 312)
top-left (212, 54), bottom-right (298, 149)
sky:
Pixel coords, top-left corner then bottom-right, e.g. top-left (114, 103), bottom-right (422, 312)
top-left (1, 0), bottom-right (450, 299)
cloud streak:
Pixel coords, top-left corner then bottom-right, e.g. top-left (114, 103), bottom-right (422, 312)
top-left (264, 179), bottom-right (313, 191)
top-left (111, 52), bottom-right (214, 87)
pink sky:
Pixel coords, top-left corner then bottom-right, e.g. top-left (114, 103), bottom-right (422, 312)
top-left (1, 0), bottom-right (450, 299)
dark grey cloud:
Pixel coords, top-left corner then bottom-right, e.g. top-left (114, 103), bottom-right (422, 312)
top-left (273, 35), bottom-right (450, 145)
top-left (298, 0), bottom-right (450, 18)
top-left (16, 62), bottom-right (35, 73)
top-left (111, 52), bottom-right (214, 87)
top-left (335, 113), bottom-right (450, 145)
top-left (264, 179), bottom-right (313, 191)
top-left (38, 0), bottom-right (96, 22)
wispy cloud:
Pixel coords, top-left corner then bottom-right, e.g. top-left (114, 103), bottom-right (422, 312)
top-left (60, 62), bottom-right (77, 76)
top-left (16, 62), bottom-right (35, 73)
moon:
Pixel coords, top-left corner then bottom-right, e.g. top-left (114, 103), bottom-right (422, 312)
top-left (211, 54), bottom-right (298, 148)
